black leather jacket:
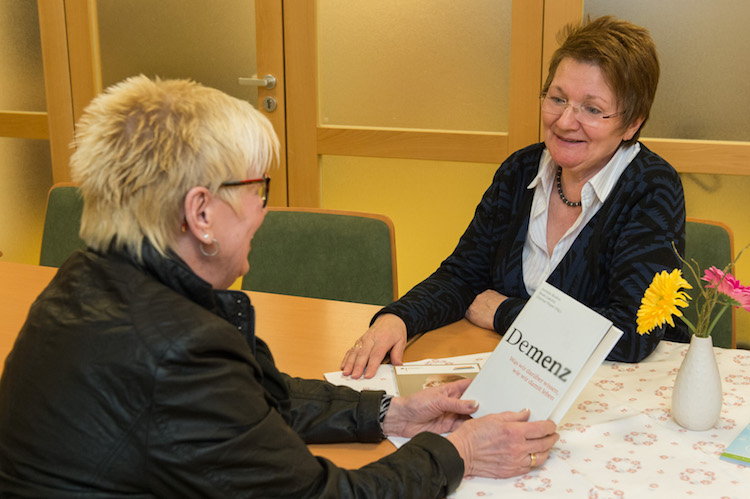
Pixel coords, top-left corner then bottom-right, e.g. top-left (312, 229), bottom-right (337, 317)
top-left (0, 244), bottom-right (462, 498)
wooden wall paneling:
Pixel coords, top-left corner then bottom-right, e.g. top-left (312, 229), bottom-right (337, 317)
top-left (507, 0), bottom-right (544, 153)
top-left (256, 0), bottom-right (288, 206)
top-left (64, 0), bottom-right (101, 124)
top-left (283, 1), bottom-right (319, 207)
top-left (0, 112), bottom-right (48, 140)
top-left (37, 0), bottom-right (76, 183)
top-left (540, 0), bottom-right (582, 141)
top-left (317, 127), bottom-right (508, 164)
top-left (643, 138), bottom-right (750, 176)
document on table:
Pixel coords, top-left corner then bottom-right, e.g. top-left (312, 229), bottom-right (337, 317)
top-left (323, 352), bottom-right (491, 396)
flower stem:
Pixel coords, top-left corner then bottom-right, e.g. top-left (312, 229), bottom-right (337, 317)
top-left (679, 315), bottom-right (696, 334)
top-left (704, 302), bottom-right (730, 338)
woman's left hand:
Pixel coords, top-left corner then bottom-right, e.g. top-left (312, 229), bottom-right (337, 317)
top-left (465, 289), bottom-right (506, 330)
top-left (382, 378), bottom-right (478, 438)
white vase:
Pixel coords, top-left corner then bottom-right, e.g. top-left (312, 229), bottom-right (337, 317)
top-left (671, 335), bottom-right (723, 430)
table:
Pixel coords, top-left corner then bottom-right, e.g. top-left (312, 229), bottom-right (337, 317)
top-left (2, 261), bottom-right (748, 497)
top-left (382, 343), bottom-right (750, 498)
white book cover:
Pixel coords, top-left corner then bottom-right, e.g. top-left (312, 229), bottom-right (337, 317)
top-left (461, 282), bottom-right (622, 423)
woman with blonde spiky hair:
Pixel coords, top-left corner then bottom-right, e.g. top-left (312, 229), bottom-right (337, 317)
top-left (0, 76), bottom-right (558, 497)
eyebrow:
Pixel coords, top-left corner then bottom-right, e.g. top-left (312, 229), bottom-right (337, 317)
top-left (549, 87), bottom-right (613, 107)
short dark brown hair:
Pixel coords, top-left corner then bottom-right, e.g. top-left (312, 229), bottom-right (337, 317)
top-left (542, 16), bottom-right (659, 146)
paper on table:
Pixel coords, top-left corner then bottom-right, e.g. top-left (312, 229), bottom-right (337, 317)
top-left (394, 364), bottom-right (480, 397)
top-left (323, 352), bottom-right (491, 396)
top-left (324, 364), bottom-right (398, 395)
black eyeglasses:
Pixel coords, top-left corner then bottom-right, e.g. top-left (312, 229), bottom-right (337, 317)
top-left (219, 175), bottom-right (270, 208)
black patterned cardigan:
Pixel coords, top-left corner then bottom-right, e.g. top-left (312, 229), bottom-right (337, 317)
top-left (379, 142), bottom-right (689, 363)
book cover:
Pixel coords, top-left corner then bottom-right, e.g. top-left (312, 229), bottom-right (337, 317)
top-left (720, 421), bottom-right (750, 467)
top-left (461, 282), bottom-right (622, 423)
top-left (394, 364), bottom-right (480, 397)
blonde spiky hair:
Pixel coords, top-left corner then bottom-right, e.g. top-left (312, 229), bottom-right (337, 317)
top-left (70, 75), bottom-right (278, 260)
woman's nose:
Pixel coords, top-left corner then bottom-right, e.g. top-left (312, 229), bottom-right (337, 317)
top-left (556, 104), bottom-right (580, 129)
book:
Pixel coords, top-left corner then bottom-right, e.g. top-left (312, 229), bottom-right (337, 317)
top-left (720, 422), bottom-right (750, 467)
top-left (394, 363), bottom-right (480, 397)
top-left (461, 282), bottom-right (622, 423)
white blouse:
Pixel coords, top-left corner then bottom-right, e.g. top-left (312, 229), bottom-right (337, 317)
top-left (522, 143), bottom-right (640, 296)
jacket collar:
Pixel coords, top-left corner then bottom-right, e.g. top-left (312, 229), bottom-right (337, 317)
top-left (113, 240), bottom-right (256, 351)
top-left (132, 239), bottom-right (218, 310)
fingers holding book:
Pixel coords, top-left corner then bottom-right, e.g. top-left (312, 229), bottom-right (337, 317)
top-left (446, 408), bottom-right (559, 479)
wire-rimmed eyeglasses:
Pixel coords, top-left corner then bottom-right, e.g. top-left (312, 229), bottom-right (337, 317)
top-left (540, 92), bottom-right (623, 127)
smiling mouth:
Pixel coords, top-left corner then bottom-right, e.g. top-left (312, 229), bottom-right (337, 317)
top-left (558, 136), bottom-right (584, 144)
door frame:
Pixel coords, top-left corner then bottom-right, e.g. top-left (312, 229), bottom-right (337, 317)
top-left (37, 0), bottom-right (290, 207)
top-left (283, 0), bottom-right (554, 207)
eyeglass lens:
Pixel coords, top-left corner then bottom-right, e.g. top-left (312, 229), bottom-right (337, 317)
top-left (540, 94), bottom-right (617, 127)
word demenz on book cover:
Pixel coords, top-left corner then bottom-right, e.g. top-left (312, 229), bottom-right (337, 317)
top-left (461, 282), bottom-right (622, 423)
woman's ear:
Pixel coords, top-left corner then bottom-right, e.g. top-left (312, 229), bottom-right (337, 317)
top-left (182, 186), bottom-right (215, 240)
top-left (623, 116), bottom-right (645, 142)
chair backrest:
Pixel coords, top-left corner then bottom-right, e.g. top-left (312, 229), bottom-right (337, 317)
top-left (242, 207), bottom-right (398, 306)
top-left (39, 183), bottom-right (87, 267)
top-left (683, 217), bottom-right (735, 348)
top-left (38, 187), bottom-right (399, 305)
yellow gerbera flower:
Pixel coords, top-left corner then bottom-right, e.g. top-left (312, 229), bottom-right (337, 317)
top-left (636, 269), bottom-right (692, 335)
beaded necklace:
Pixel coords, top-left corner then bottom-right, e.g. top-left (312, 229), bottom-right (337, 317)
top-left (555, 166), bottom-right (582, 208)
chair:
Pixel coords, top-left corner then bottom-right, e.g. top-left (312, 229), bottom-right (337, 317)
top-left (38, 186), bottom-right (399, 305)
top-left (39, 183), bottom-right (86, 267)
top-left (241, 207), bottom-right (398, 306)
top-left (683, 217), bottom-right (735, 348)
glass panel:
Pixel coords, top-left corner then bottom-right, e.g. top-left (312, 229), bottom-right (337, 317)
top-left (321, 155), bottom-right (498, 295)
top-left (681, 172), bottom-right (750, 348)
top-left (318, 0), bottom-right (512, 132)
top-left (0, 138), bottom-right (53, 264)
top-left (97, 0), bottom-right (258, 106)
top-left (584, 1), bottom-right (750, 142)
top-left (0, 0), bottom-right (46, 111)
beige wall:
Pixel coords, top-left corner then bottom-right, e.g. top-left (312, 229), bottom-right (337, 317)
top-left (321, 156), bottom-right (498, 295)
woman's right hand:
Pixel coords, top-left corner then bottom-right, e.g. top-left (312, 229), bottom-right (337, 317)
top-left (446, 409), bottom-right (559, 478)
top-left (340, 314), bottom-right (407, 379)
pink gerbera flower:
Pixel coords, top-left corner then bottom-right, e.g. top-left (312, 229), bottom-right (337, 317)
top-left (702, 266), bottom-right (750, 312)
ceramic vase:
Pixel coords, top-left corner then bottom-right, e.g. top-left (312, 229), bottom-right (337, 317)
top-left (671, 335), bottom-right (723, 430)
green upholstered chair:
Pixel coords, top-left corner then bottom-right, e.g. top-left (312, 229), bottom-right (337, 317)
top-left (683, 218), bottom-right (735, 348)
top-left (38, 187), bottom-right (399, 305)
top-left (39, 183), bottom-right (87, 268)
top-left (241, 208), bottom-right (398, 306)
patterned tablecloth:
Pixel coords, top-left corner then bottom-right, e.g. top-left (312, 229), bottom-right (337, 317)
top-left (326, 341), bottom-right (750, 498)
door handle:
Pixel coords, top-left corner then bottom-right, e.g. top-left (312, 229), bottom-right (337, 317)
top-left (238, 74), bottom-right (276, 90)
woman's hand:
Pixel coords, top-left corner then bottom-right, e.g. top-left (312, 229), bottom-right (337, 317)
top-left (446, 409), bottom-right (559, 478)
top-left (341, 314), bottom-right (407, 379)
top-left (465, 289), bottom-right (507, 330)
top-left (382, 378), bottom-right (477, 437)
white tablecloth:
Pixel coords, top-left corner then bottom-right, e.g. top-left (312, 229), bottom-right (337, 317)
top-left (327, 341), bottom-right (750, 498)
